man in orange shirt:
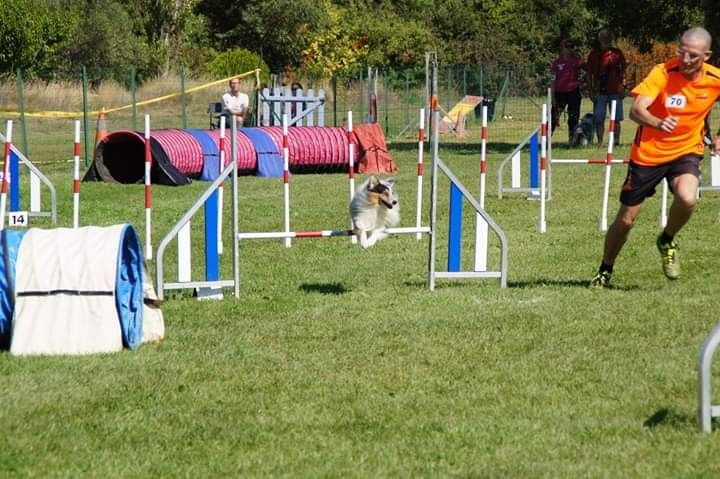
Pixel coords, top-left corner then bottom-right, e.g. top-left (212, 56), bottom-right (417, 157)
top-left (591, 27), bottom-right (720, 288)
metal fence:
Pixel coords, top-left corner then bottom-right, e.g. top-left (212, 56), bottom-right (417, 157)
top-left (2, 64), bottom-right (720, 168)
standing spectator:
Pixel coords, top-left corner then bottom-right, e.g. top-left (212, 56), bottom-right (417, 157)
top-left (587, 29), bottom-right (627, 145)
top-left (589, 27), bottom-right (720, 288)
top-left (550, 38), bottom-right (585, 145)
top-left (290, 81), bottom-right (303, 120)
top-left (221, 77), bottom-right (251, 126)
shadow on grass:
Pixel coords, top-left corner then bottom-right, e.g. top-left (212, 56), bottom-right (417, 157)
top-left (389, 141), bottom-right (529, 154)
top-left (508, 279), bottom-right (641, 291)
top-left (643, 408), bottom-right (695, 429)
top-left (402, 278), bottom-right (645, 291)
top-left (299, 283), bottom-right (349, 295)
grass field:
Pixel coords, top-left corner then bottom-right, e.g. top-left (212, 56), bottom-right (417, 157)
top-left (3, 115), bottom-right (720, 477)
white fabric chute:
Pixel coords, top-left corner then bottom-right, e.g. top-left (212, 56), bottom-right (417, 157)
top-left (7, 224), bottom-right (164, 356)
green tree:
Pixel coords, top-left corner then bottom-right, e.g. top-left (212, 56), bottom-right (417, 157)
top-left (300, 2), bottom-right (367, 78)
top-left (702, 0), bottom-right (720, 66)
top-left (125, 0), bottom-right (202, 75)
top-left (0, 0), bottom-right (76, 78)
top-left (345, 3), bottom-right (434, 69)
top-left (585, 0), bottom-right (703, 51)
top-left (54, 1), bottom-right (158, 84)
top-left (196, 0), bottom-right (329, 72)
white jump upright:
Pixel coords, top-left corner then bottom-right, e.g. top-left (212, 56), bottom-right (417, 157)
top-left (282, 113), bottom-right (291, 248)
top-left (72, 120), bottom-right (81, 228)
top-left (347, 111), bottom-right (357, 244)
top-left (0, 120), bottom-right (12, 230)
top-left (217, 116), bottom-right (226, 254)
top-left (599, 100), bottom-right (618, 231)
top-left (659, 179), bottom-right (669, 227)
top-left (30, 167), bottom-right (40, 213)
top-left (178, 223), bottom-right (192, 284)
top-left (474, 105), bottom-right (489, 270)
top-left (144, 114), bottom-right (153, 260)
top-left (416, 108), bottom-right (425, 240)
top-left (539, 104), bottom-right (548, 233)
top-left (712, 154), bottom-right (720, 187)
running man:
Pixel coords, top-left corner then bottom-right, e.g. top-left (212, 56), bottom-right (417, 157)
top-left (590, 27), bottom-right (720, 288)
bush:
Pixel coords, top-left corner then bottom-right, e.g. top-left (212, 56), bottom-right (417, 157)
top-left (206, 48), bottom-right (270, 82)
top-left (618, 38), bottom-right (676, 90)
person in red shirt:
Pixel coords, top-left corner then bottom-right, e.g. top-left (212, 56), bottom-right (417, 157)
top-left (587, 29), bottom-right (627, 145)
top-left (590, 27), bottom-right (720, 288)
top-left (550, 38), bottom-right (585, 145)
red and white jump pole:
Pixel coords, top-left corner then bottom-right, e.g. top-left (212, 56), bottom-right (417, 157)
top-left (475, 105), bottom-right (489, 269)
top-left (283, 113), bottom-right (291, 247)
top-left (415, 108), bottom-right (425, 240)
top-left (144, 114), bottom-right (153, 260)
top-left (217, 115), bottom-right (226, 254)
top-left (551, 159), bottom-right (629, 165)
top-left (347, 111), bottom-right (357, 244)
top-left (72, 120), bottom-right (81, 228)
top-left (600, 100), bottom-right (617, 231)
top-left (238, 226), bottom-right (430, 241)
top-left (0, 120), bottom-right (12, 230)
top-left (539, 104), bottom-right (548, 233)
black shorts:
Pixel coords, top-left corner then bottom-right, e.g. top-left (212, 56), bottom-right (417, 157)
top-left (619, 154), bottom-right (701, 206)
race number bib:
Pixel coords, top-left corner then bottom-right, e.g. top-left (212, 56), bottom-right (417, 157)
top-left (666, 95), bottom-right (686, 109)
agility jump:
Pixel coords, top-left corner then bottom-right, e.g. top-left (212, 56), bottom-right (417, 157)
top-left (154, 63), bottom-right (509, 299)
top-left (0, 121), bottom-right (57, 229)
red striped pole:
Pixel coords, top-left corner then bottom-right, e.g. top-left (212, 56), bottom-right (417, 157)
top-left (475, 105), bottom-right (489, 270)
top-left (539, 104), bottom-right (548, 233)
top-left (600, 100), bottom-right (617, 231)
top-left (479, 106), bottom-right (488, 207)
top-left (72, 120), bottom-right (81, 228)
top-left (217, 115), bottom-right (226, 254)
top-left (144, 114), bottom-right (153, 260)
top-left (415, 108), bottom-right (425, 240)
top-left (347, 111), bottom-right (356, 243)
top-left (283, 113), bottom-right (291, 247)
top-left (238, 226), bottom-right (430, 241)
top-left (0, 120), bottom-right (12, 230)
top-left (551, 158), bottom-right (629, 165)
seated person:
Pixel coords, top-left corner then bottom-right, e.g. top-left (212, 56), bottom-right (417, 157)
top-left (221, 78), bottom-right (252, 126)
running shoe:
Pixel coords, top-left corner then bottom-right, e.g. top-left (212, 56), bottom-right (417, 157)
top-left (589, 270), bottom-right (612, 288)
top-left (656, 235), bottom-right (680, 280)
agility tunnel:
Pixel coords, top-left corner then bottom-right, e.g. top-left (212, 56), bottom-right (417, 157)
top-left (0, 224), bottom-right (164, 355)
top-left (84, 124), bottom-right (397, 185)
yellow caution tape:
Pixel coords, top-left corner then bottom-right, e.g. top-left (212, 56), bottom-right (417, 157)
top-left (0, 69), bottom-right (261, 119)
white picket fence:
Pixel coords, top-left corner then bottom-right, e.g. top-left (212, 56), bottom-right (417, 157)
top-left (261, 87), bottom-right (325, 127)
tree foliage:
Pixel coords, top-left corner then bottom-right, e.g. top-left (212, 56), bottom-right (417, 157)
top-left (206, 48), bottom-right (269, 81)
top-left (300, 1), bottom-right (368, 78)
top-left (54, 1), bottom-right (158, 84)
top-left (2, 0), bottom-right (719, 85)
top-left (0, 0), bottom-right (76, 78)
top-left (196, 0), bottom-right (329, 72)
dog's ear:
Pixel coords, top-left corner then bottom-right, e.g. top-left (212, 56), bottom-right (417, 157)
top-left (384, 177), bottom-right (395, 187)
top-left (367, 175), bottom-right (379, 189)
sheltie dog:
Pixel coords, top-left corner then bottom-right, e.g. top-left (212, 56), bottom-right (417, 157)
top-left (350, 176), bottom-right (400, 249)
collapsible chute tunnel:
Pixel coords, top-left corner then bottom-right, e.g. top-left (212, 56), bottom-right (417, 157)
top-left (84, 125), bottom-right (398, 185)
top-left (0, 224), bottom-right (162, 356)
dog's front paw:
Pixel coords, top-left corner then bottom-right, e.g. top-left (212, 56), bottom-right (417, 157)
top-left (366, 232), bottom-right (380, 247)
